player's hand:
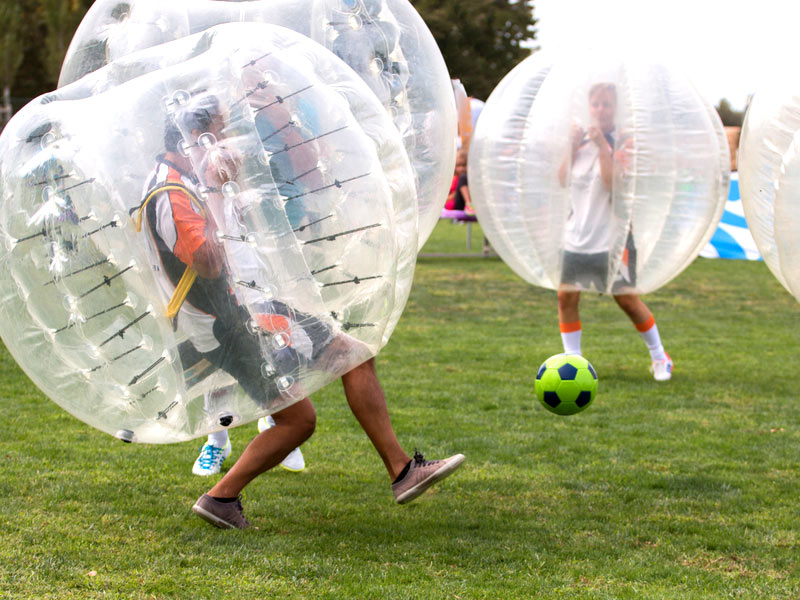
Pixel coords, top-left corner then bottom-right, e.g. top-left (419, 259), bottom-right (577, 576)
top-left (614, 137), bottom-right (634, 173)
top-left (587, 126), bottom-right (606, 146)
top-left (203, 147), bottom-right (241, 189)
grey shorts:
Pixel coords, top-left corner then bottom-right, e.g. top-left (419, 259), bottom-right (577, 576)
top-left (561, 236), bottom-right (637, 293)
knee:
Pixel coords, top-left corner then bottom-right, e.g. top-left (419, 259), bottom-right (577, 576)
top-left (557, 290), bottom-right (580, 311)
top-left (614, 294), bottom-right (650, 321)
top-left (274, 399), bottom-right (316, 441)
top-left (341, 356), bottom-right (375, 385)
top-left (295, 402), bottom-right (317, 440)
top-left (352, 356), bottom-right (375, 373)
top-left (614, 294), bottom-right (631, 309)
top-left (614, 294), bottom-right (638, 312)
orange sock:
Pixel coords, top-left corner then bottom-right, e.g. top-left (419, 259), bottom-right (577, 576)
top-left (634, 315), bottom-right (655, 333)
top-left (559, 320), bottom-right (582, 355)
top-left (635, 315), bottom-right (667, 361)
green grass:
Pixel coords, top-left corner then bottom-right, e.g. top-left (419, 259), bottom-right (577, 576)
top-left (1, 221), bottom-right (799, 599)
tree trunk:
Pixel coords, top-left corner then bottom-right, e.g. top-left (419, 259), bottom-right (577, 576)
top-left (0, 85), bottom-right (11, 128)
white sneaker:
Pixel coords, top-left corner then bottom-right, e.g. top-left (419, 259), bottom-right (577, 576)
top-left (257, 415), bottom-right (306, 472)
top-left (192, 440), bottom-right (231, 476)
top-left (651, 353), bottom-right (673, 381)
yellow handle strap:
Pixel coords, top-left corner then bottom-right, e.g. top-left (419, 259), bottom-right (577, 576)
top-left (134, 183), bottom-right (206, 232)
top-left (165, 266), bottom-right (198, 319)
top-left (135, 182), bottom-right (207, 318)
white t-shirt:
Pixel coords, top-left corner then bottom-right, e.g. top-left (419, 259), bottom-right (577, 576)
top-left (564, 140), bottom-right (613, 254)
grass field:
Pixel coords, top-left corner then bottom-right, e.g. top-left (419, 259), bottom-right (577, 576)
top-left (1, 220), bottom-right (799, 599)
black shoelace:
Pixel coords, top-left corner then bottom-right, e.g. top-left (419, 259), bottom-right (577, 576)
top-left (413, 450), bottom-right (435, 467)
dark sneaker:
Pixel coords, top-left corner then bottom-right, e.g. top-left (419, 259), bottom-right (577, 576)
top-left (192, 494), bottom-right (251, 529)
top-left (392, 451), bottom-right (465, 504)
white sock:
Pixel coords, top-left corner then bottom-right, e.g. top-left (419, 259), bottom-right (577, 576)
top-left (204, 388), bottom-right (233, 448)
top-left (638, 321), bottom-right (667, 361)
top-left (207, 429), bottom-right (229, 448)
top-left (560, 321), bottom-right (582, 355)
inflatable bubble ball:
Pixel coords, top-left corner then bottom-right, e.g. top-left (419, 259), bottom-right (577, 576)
top-left (739, 85), bottom-right (800, 302)
top-left (0, 22), bottom-right (416, 443)
top-left (469, 52), bottom-right (730, 295)
top-left (59, 0), bottom-right (456, 248)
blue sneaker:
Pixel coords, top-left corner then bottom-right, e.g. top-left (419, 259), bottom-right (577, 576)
top-left (192, 440), bottom-right (231, 476)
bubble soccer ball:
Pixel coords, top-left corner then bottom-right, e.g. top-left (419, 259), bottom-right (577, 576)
top-left (469, 53), bottom-right (730, 295)
top-left (739, 86), bottom-right (800, 302)
top-left (534, 354), bottom-right (597, 416)
top-left (0, 22), bottom-right (416, 443)
top-left (59, 0), bottom-right (456, 249)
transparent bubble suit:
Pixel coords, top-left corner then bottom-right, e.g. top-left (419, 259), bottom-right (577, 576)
top-left (0, 23), bottom-right (416, 443)
top-left (739, 85), bottom-right (800, 302)
top-left (59, 0), bottom-right (456, 248)
top-left (469, 53), bottom-right (730, 295)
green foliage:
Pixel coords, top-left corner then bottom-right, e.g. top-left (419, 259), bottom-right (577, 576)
top-left (0, 2), bottom-right (24, 90)
top-left (2, 220), bottom-right (800, 598)
top-left (38, 0), bottom-right (90, 85)
top-left (716, 98), bottom-right (745, 127)
top-left (411, 0), bottom-right (537, 100)
top-left (7, 0), bottom-right (92, 110)
top-left (5, 0), bottom-right (536, 109)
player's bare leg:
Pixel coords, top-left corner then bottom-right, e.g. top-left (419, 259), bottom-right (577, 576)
top-left (614, 294), bottom-right (672, 381)
top-left (613, 293), bottom-right (651, 326)
top-left (558, 289), bottom-right (583, 355)
top-left (341, 358), bottom-right (410, 480)
top-left (341, 358), bottom-right (465, 504)
top-left (206, 397), bottom-right (316, 498)
top-left (557, 289), bottom-right (581, 324)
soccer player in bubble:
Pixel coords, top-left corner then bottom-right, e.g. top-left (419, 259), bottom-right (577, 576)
top-left (556, 82), bottom-right (672, 381)
top-left (138, 96), bottom-right (464, 528)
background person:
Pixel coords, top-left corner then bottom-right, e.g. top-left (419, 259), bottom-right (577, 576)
top-left (556, 83), bottom-right (672, 381)
top-left (445, 149), bottom-right (473, 213)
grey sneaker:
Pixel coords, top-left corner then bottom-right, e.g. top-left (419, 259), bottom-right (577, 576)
top-left (392, 451), bottom-right (465, 504)
top-left (192, 493), bottom-right (251, 529)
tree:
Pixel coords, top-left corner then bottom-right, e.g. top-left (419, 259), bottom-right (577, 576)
top-left (411, 0), bottom-right (536, 101)
top-left (716, 98), bottom-right (745, 128)
top-left (5, 0), bottom-right (537, 115)
top-left (6, 0), bottom-right (93, 116)
top-left (38, 0), bottom-right (91, 85)
top-left (0, 1), bottom-right (25, 126)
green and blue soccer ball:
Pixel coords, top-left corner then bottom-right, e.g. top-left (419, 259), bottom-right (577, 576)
top-left (535, 354), bottom-right (598, 415)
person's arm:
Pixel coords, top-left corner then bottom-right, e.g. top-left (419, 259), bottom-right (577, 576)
top-left (559, 124), bottom-right (585, 187)
top-left (587, 127), bottom-right (614, 190)
top-left (458, 178), bottom-right (472, 209)
top-left (168, 189), bottom-right (225, 279)
top-left (191, 230), bottom-right (224, 279)
top-left (192, 144), bottom-right (243, 278)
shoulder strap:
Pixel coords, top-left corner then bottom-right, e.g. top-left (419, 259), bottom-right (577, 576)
top-left (132, 182), bottom-right (206, 232)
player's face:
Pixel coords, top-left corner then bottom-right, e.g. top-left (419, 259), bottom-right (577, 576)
top-left (588, 89), bottom-right (616, 133)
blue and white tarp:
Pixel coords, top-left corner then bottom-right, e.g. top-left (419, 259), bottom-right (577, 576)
top-left (700, 173), bottom-right (762, 260)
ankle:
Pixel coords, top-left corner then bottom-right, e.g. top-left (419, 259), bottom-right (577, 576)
top-left (392, 459), bottom-right (412, 484)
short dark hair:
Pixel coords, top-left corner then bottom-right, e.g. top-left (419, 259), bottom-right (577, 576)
top-left (179, 95), bottom-right (221, 133)
top-left (164, 116), bottom-right (183, 153)
top-left (163, 95), bottom-right (222, 153)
